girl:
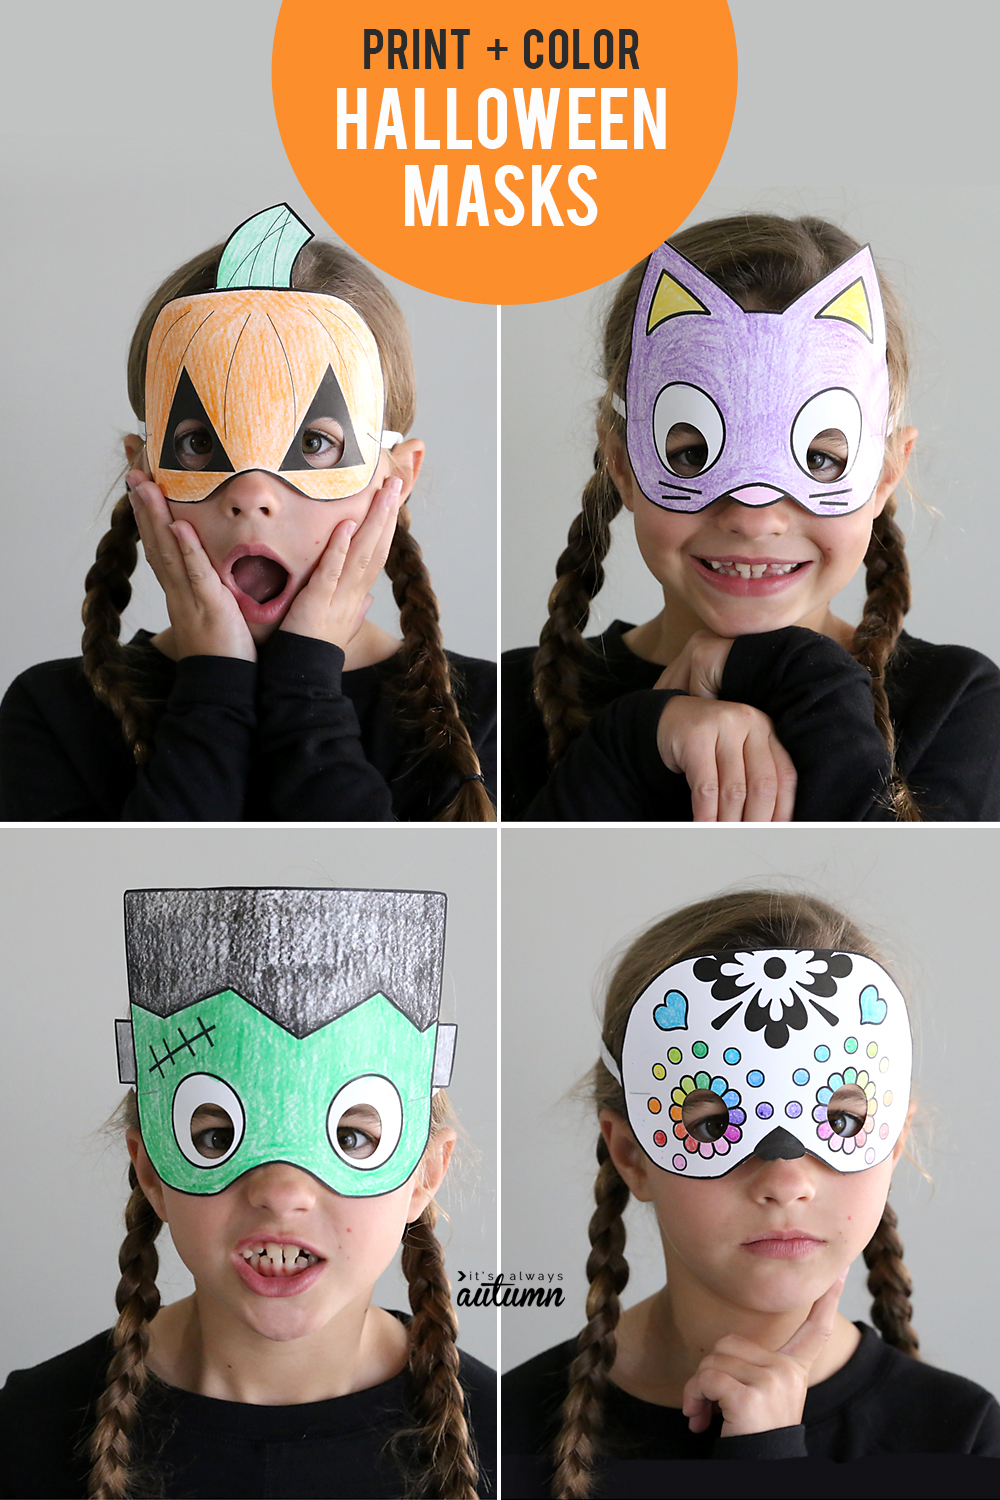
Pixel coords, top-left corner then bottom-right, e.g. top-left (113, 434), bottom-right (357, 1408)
top-left (0, 885), bottom-right (496, 1499)
top-left (0, 205), bottom-right (495, 822)
top-left (502, 215), bottom-right (1000, 821)
top-left (502, 889), bottom-right (1000, 1495)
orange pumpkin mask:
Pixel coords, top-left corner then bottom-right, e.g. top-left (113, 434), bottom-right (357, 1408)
top-left (144, 205), bottom-right (397, 502)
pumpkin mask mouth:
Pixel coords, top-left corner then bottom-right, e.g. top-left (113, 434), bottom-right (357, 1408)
top-left (144, 205), bottom-right (397, 505)
top-left (231, 554), bottom-right (290, 605)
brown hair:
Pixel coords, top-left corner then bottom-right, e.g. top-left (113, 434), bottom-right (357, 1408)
top-left (87, 1093), bottom-right (479, 1500)
top-left (552, 889), bottom-right (919, 1500)
top-left (82, 238), bottom-right (493, 822)
top-left (532, 213), bottom-right (919, 821)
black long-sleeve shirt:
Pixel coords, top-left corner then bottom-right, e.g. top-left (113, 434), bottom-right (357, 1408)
top-left (502, 622), bottom-right (1000, 821)
top-left (0, 630), bottom-right (496, 821)
top-left (0, 1322), bottom-right (496, 1499)
top-left (503, 1323), bottom-right (1000, 1496)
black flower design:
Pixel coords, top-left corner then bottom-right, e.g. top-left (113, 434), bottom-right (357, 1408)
top-left (692, 950), bottom-right (854, 1049)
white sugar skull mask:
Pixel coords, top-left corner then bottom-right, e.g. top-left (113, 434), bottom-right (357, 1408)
top-left (608, 950), bottom-right (911, 1179)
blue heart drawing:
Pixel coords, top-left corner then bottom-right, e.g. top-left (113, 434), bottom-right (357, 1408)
top-left (653, 990), bottom-right (688, 1031)
top-left (859, 985), bottom-right (887, 1025)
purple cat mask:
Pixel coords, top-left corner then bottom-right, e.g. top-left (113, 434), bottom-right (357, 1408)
top-left (618, 242), bottom-right (891, 518)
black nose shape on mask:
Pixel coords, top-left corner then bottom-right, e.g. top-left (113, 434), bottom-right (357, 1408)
top-left (754, 1127), bottom-right (805, 1161)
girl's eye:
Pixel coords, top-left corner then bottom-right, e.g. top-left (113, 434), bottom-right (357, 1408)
top-left (192, 1122), bottom-right (236, 1158)
top-left (806, 429), bottom-right (849, 480)
top-left (300, 422), bottom-right (345, 469)
top-left (791, 390), bottom-right (861, 482)
top-left (652, 383), bottom-right (726, 477)
top-left (172, 421), bottom-right (215, 470)
top-left (665, 426), bottom-right (710, 478)
top-left (681, 1088), bottom-right (730, 1143)
top-left (336, 1121), bottom-right (379, 1158)
top-left (824, 1084), bottom-right (869, 1138)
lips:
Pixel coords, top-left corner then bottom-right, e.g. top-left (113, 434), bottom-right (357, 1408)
top-left (741, 1228), bottom-right (826, 1260)
top-left (232, 1234), bottom-right (328, 1298)
top-left (222, 545), bottom-right (296, 624)
top-left (691, 554), bottom-right (813, 597)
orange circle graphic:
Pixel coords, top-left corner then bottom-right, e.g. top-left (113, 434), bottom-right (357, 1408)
top-left (273, 3), bottom-right (737, 303)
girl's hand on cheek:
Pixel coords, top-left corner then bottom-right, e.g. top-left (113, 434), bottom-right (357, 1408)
top-left (127, 471), bottom-right (256, 663)
top-left (656, 630), bottom-right (734, 699)
top-left (683, 1271), bottom-right (847, 1438)
top-left (280, 476), bottom-right (404, 651)
top-left (656, 696), bottom-right (797, 822)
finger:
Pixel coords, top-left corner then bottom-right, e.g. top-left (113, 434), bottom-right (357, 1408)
top-left (779, 1270), bottom-right (848, 1367)
top-left (740, 726), bottom-right (780, 822)
top-left (350, 481), bottom-right (403, 590)
top-left (714, 726), bottom-right (748, 823)
top-left (684, 727), bottom-right (722, 823)
top-left (770, 734), bottom-right (798, 822)
top-left (683, 1367), bottom-right (744, 1425)
top-left (168, 518), bottom-right (225, 597)
top-left (310, 518), bottom-right (357, 595)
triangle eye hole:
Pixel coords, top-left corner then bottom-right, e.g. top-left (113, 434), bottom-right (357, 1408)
top-left (280, 365), bottom-right (364, 472)
top-left (158, 368), bottom-right (235, 473)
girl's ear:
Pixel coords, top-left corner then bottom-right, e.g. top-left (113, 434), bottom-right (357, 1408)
top-left (890, 1097), bottom-right (918, 1167)
top-left (123, 433), bottom-right (150, 474)
top-left (873, 425), bottom-right (917, 517)
top-left (600, 427), bottom-right (636, 513)
top-left (405, 1126), bottom-right (456, 1224)
top-left (599, 1109), bottom-right (654, 1202)
top-left (389, 437), bottom-right (425, 503)
top-left (126, 1127), bottom-right (168, 1222)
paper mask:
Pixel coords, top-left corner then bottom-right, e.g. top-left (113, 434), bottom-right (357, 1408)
top-left (606, 949), bottom-right (911, 1178)
top-left (145, 205), bottom-right (395, 503)
top-left (620, 243), bottom-right (890, 517)
top-left (115, 888), bottom-right (456, 1197)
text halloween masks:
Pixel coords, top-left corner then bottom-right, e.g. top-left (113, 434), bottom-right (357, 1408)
top-left (605, 950), bottom-right (911, 1179)
top-left (115, 888), bottom-right (457, 1197)
top-left (620, 243), bottom-right (891, 518)
top-left (144, 205), bottom-right (393, 503)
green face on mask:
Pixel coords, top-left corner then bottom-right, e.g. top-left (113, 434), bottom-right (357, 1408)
top-left (130, 989), bottom-right (439, 1196)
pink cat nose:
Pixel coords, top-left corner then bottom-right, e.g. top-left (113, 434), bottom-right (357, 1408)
top-left (727, 483), bottom-right (788, 506)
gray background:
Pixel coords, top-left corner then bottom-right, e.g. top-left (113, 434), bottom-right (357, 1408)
top-left (0, 1), bottom-right (495, 694)
top-left (0, 827), bottom-right (497, 1377)
top-left (500, 827), bottom-right (999, 1399)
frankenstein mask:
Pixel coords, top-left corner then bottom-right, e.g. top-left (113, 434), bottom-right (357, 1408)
top-left (144, 205), bottom-right (401, 503)
top-left (618, 242), bottom-right (891, 518)
top-left (603, 949), bottom-right (911, 1179)
top-left (115, 888), bottom-right (456, 1197)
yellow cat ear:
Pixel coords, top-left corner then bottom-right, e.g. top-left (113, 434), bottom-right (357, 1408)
top-left (815, 277), bottom-right (874, 342)
top-left (646, 270), bottom-right (709, 334)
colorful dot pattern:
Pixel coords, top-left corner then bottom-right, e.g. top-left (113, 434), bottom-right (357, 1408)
top-left (814, 1045), bottom-right (830, 1063)
top-left (747, 1070), bottom-right (764, 1087)
top-left (692, 1041), bottom-right (708, 1058)
top-left (667, 1047), bottom-right (683, 1065)
top-left (666, 1071), bottom-right (745, 1160)
top-left (723, 1047), bottom-right (741, 1065)
top-left (652, 1063), bottom-right (666, 1080)
top-left (792, 1068), bottom-right (809, 1086)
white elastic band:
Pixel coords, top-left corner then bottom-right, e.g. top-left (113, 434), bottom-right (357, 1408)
top-left (610, 393), bottom-right (627, 419)
top-left (599, 1041), bottom-right (622, 1084)
top-left (381, 430), bottom-right (404, 448)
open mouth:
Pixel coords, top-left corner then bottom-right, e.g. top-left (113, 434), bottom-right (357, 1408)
top-left (240, 1242), bottom-right (324, 1278)
top-left (230, 554), bottom-right (291, 604)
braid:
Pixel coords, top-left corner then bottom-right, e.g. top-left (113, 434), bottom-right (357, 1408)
top-left (81, 492), bottom-right (157, 765)
top-left (532, 451), bottom-right (623, 767)
top-left (400, 1205), bottom-right (480, 1499)
top-left (551, 1135), bottom-right (631, 1500)
top-left (87, 1166), bottom-right (163, 1499)
top-left (386, 504), bottom-right (495, 822)
top-left (863, 1200), bottom-right (920, 1359)
top-left (851, 495), bottom-right (921, 821)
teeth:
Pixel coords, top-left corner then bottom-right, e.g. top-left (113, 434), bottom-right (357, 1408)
top-left (242, 1242), bottom-right (319, 1275)
top-left (705, 560), bottom-right (799, 578)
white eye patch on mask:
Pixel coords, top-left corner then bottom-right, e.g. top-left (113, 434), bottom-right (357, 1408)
top-left (602, 950), bottom-right (911, 1178)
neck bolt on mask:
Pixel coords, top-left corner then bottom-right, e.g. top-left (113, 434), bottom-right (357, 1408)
top-left (604, 950), bottom-right (911, 1178)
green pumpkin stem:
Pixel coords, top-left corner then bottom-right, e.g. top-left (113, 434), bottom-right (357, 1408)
top-left (215, 203), bottom-right (313, 290)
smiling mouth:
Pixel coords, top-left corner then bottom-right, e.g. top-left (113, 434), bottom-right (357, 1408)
top-left (700, 558), bottom-right (808, 580)
top-left (231, 554), bottom-right (290, 603)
